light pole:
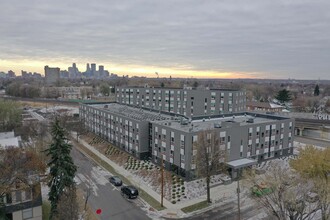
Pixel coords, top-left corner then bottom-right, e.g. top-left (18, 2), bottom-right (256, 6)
top-left (161, 158), bottom-right (164, 207)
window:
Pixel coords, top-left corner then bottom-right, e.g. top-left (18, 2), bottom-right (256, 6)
top-left (228, 136), bottom-right (231, 142)
top-left (23, 208), bottom-right (33, 219)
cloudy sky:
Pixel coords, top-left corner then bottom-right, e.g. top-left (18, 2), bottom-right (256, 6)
top-left (0, 0), bottom-right (329, 79)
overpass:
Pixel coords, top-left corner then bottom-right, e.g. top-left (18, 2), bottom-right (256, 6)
top-left (294, 118), bottom-right (330, 140)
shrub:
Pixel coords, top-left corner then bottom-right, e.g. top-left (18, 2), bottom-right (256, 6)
top-left (172, 201), bottom-right (176, 204)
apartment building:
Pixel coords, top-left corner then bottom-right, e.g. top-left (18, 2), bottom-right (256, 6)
top-left (150, 112), bottom-right (294, 179)
top-left (80, 101), bottom-right (294, 180)
top-left (80, 103), bottom-right (174, 159)
top-left (115, 87), bottom-right (246, 117)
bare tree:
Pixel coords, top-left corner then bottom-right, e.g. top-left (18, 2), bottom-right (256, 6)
top-left (243, 162), bottom-right (319, 220)
top-left (53, 185), bottom-right (79, 220)
top-left (194, 130), bottom-right (226, 203)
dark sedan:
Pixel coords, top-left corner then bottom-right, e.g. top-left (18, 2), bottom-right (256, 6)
top-left (109, 176), bottom-right (123, 186)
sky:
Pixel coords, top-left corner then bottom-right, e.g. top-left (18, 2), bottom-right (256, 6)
top-left (0, 0), bottom-right (330, 79)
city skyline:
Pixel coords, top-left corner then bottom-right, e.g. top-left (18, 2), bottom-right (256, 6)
top-left (1, 0), bottom-right (330, 80)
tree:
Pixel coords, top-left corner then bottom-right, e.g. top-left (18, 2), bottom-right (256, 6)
top-left (275, 89), bottom-right (292, 103)
top-left (46, 118), bottom-right (77, 218)
top-left (290, 146), bottom-right (330, 220)
top-left (99, 83), bottom-right (110, 96)
top-left (243, 161), bottom-right (319, 220)
top-left (194, 130), bottom-right (226, 203)
top-left (314, 84), bottom-right (320, 96)
top-left (0, 100), bottom-right (22, 132)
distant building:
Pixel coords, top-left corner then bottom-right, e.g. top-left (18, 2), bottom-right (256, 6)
top-left (7, 70), bottom-right (16, 78)
top-left (44, 66), bottom-right (60, 84)
top-left (60, 70), bottom-right (69, 78)
top-left (56, 86), bottom-right (93, 99)
top-left (99, 65), bottom-right (104, 78)
top-left (246, 101), bottom-right (285, 112)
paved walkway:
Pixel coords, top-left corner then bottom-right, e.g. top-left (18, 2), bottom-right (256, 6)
top-left (73, 133), bottom-right (243, 218)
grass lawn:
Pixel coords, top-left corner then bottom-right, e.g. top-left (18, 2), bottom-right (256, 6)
top-left (181, 200), bottom-right (210, 213)
top-left (74, 140), bottom-right (165, 211)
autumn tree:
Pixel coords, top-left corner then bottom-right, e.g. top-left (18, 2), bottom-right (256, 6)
top-left (46, 118), bottom-right (77, 218)
top-left (243, 161), bottom-right (319, 220)
top-left (53, 185), bottom-right (79, 220)
top-left (99, 83), bottom-right (110, 96)
top-left (194, 130), bottom-right (226, 203)
top-left (0, 148), bottom-right (46, 218)
top-left (290, 146), bottom-right (330, 220)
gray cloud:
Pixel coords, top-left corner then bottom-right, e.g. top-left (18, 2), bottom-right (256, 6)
top-left (0, 0), bottom-right (330, 79)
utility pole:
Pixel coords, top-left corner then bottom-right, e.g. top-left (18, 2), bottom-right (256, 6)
top-left (237, 169), bottom-right (241, 220)
top-left (161, 158), bottom-right (164, 207)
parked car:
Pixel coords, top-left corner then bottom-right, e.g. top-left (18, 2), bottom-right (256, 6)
top-left (109, 176), bottom-right (122, 186)
top-left (121, 185), bottom-right (139, 199)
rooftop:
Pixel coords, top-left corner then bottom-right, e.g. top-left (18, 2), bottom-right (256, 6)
top-left (152, 112), bottom-right (291, 132)
top-left (117, 86), bottom-right (241, 91)
top-left (90, 103), bottom-right (174, 121)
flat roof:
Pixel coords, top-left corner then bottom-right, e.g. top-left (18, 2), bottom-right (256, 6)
top-left (226, 158), bottom-right (257, 169)
top-left (152, 112), bottom-right (290, 132)
top-left (0, 131), bottom-right (15, 139)
top-left (0, 137), bottom-right (19, 149)
top-left (89, 103), bottom-right (173, 121)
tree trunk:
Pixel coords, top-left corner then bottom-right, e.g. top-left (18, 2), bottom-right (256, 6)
top-left (206, 176), bottom-right (211, 203)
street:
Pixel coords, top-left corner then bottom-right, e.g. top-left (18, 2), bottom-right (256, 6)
top-left (71, 146), bottom-right (151, 220)
top-left (170, 200), bottom-right (269, 220)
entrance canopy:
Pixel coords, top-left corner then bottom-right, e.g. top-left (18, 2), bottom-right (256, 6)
top-left (226, 158), bottom-right (257, 169)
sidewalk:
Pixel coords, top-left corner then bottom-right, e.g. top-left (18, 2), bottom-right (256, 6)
top-left (73, 132), bottom-right (243, 219)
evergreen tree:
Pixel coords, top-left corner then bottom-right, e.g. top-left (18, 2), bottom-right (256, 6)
top-left (314, 84), bottom-right (320, 96)
top-left (275, 89), bottom-right (291, 103)
top-left (46, 118), bottom-right (77, 218)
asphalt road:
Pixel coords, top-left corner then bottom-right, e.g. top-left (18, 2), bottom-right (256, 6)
top-left (176, 200), bottom-right (269, 220)
top-left (71, 146), bottom-right (151, 220)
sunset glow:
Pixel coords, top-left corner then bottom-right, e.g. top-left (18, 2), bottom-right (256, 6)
top-left (0, 59), bottom-right (260, 79)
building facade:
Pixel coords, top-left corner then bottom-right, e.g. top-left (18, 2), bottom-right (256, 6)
top-left (2, 183), bottom-right (42, 220)
top-left (115, 87), bottom-right (246, 117)
top-left (80, 103), bottom-right (173, 159)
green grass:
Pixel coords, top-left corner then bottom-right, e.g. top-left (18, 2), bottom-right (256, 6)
top-left (75, 142), bottom-right (165, 211)
top-left (181, 200), bottom-right (210, 213)
top-left (42, 201), bottom-right (51, 220)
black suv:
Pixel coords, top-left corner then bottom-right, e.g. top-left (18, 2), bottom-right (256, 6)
top-left (121, 185), bottom-right (139, 199)
top-left (109, 176), bottom-right (122, 186)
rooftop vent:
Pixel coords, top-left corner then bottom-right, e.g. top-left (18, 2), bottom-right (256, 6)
top-left (104, 105), bottom-right (109, 108)
top-left (214, 123), bottom-right (222, 128)
top-left (247, 118), bottom-right (254, 123)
